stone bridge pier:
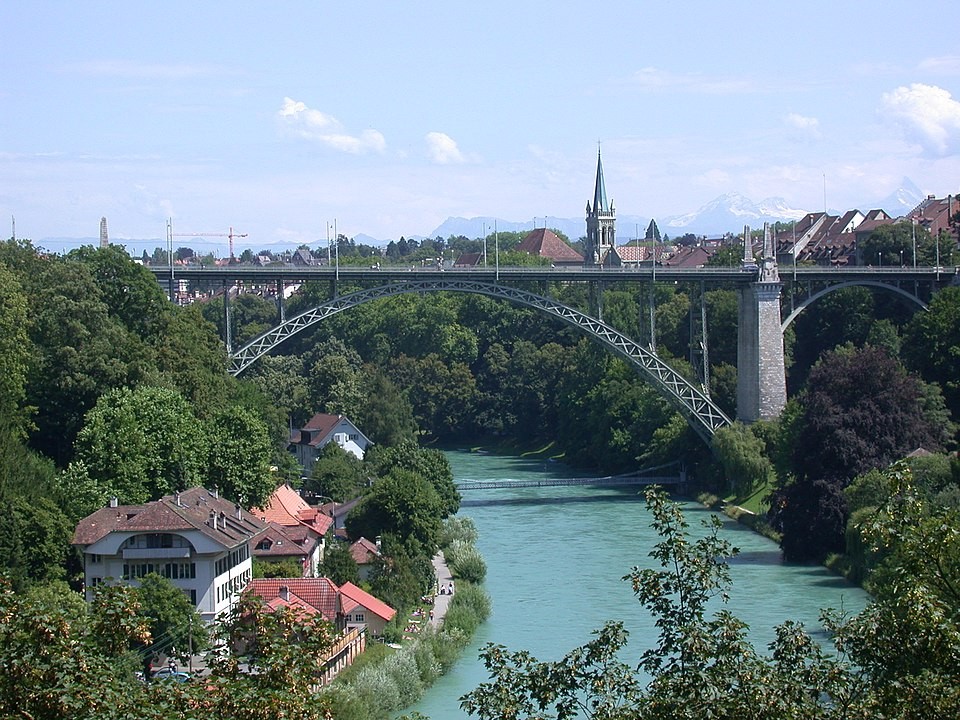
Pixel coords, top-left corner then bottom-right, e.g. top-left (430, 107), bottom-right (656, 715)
top-left (736, 225), bottom-right (787, 423)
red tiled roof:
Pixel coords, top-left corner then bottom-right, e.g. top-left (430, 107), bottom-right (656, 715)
top-left (516, 229), bottom-right (583, 263)
top-left (253, 522), bottom-right (310, 564)
top-left (349, 537), bottom-right (381, 565)
top-left (72, 487), bottom-right (267, 548)
top-left (338, 581), bottom-right (396, 622)
top-left (664, 246), bottom-right (711, 268)
top-left (252, 484), bottom-right (333, 536)
top-left (246, 578), bottom-right (340, 622)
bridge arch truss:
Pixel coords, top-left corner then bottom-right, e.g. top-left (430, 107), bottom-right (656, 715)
top-left (229, 279), bottom-right (732, 441)
top-left (781, 279), bottom-right (928, 332)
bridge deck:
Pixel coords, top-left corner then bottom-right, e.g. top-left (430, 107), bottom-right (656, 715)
top-left (150, 264), bottom-right (957, 286)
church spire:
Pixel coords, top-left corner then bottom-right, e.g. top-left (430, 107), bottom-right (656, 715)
top-left (593, 145), bottom-right (609, 213)
top-left (584, 143), bottom-right (616, 267)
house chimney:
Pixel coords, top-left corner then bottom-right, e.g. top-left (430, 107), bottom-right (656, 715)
top-left (235, 503), bottom-right (242, 520)
top-left (279, 585), bottom-right (290, 602)
top-left (375, 536), bottom-right (381, 551)
top-left (109, 496), bottom-right (118, 508)
top-left (209, 511), bottom-right (217, 529)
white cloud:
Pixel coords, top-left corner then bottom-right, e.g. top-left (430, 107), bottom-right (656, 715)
top-left (277, 97), bottom-right (386, 154)
top-left (917, 55), bottom-right (960, 75)
top-left (425, 131), bottom-right (465, 164)
top-left (784, 113), bottom-right (820, 131)
top-left (880, 84), bottom-right (960, 157)
top-left (626, 67), bottom-right (754, 94)
top-left (63, 60), bottom-right (225, 79)
top-left (783, 112), bottom-right (821, 139)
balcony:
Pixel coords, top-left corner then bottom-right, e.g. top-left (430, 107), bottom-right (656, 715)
top-left (122, 547), bottom-right (191, 559)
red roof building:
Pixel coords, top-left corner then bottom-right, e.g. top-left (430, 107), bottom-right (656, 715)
top-left (251, 484), bottom-right (331, 576)
top-left (516, 228), bottom-right (584, 266)
top-left (245, 577), bottom-right (396, 637)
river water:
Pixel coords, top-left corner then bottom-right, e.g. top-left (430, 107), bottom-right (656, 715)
top-left (406, 450), bottom-right (869, 719)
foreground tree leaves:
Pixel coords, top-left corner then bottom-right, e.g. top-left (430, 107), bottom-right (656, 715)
top-left (0, 579), bottom-right (338, 720)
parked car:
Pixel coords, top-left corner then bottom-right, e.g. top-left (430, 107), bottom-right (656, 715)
top-left (151, 667), bottom-right (191, 683)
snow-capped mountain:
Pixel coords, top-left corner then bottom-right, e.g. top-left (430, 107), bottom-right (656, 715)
top-left (663, 192), bottom-right (808, 235)
top-left (876, 177), bottom-right (925, 216)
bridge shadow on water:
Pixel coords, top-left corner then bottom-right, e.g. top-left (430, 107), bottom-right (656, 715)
top-left (460, 492), bottom-right (649, 509)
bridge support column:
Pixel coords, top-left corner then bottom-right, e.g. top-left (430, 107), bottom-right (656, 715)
top-left (737, 280), bottom-right (787, 423)
top-left (737, 225), bottom-right (786, 423)
top-left (223, 281), bottom-right (233, 355)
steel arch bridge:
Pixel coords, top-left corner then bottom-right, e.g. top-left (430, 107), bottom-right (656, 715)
top-left (781, 279), bottom-right (929, 332)
top-left (229, 279), bottom-right (732, 441)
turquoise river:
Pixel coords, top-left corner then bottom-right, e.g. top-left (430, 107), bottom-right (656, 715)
top-left (404, 450), bottom-right (870, 719)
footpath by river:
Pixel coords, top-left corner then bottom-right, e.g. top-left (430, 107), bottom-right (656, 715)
top-left (405, 449), bottom-right (870, 719)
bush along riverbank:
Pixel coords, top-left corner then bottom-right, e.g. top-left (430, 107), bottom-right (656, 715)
top-left (322, 517), bottom-right (490, 720)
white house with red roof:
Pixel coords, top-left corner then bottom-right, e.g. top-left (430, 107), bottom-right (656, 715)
top-left (72, 487), bottom-right (267, 622)
top-left (251, 484), bottom-right (332, 576)
top-left (289, 413), bottom-right (372, 474)
top-left (245, 577), bottom-right (396, 638)
top-left (338, 581), bottom-right (396, 637)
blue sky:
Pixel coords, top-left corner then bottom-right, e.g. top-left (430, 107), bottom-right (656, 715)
top-left (3, 1), bottom-right (959, 252)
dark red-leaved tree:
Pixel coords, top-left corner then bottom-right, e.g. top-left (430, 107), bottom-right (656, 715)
top-left (778, 345), bottom-right (944, 562)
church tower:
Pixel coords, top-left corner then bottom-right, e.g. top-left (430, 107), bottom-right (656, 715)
top-left (584, 147), bottom-right (616, 266)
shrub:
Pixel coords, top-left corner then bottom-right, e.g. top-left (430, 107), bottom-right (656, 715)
top-left (412, 638), bottom-right (441, 685)
top-left (381, 648), bottom-right (423, 707)
top-left (448, 545), bottom-right (487, 584)
top-left (440, 515), bottom-right (478, 547)
top-left (347, 664), bottom-right (401, 719)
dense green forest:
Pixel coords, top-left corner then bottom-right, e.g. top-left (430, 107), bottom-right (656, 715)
top-left (2, 236), bottom-right (960, 717)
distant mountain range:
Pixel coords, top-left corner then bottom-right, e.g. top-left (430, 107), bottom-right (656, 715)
top-left (37, 179), bottom-right (930, 251)
top-left (427, 179), bottom-right (927, 241)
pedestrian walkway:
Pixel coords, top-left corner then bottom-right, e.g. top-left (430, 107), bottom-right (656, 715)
top-left (429, 551), bottom-right (454, 629)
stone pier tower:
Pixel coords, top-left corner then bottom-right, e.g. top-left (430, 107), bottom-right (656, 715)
top-left (736, 224), bottom-right (787, 422)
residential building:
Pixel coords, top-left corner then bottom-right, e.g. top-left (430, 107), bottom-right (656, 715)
top-left (906, 194), bottom-right (959, 249)
top-left (242, 577), bottom-right (367, 685)
top-left (252, 522), bottom-right (314, 576)
top-left (338, 581), bottom-right (396, 637)
top-left (245, 577), bottom-right (396, 638)
top-left (602, 244), bottom-right (664, 268)
top-left (453, 252), bottom-right (483, 267)
top-left (289, 413), bottom-right (372, 472)
top-left (72, 487), bottom-right (267, 622)
top-left (251, 484), bottom-right (332, 576)
top-left (774, 209), bottom-right (893, 267)
top-left (349, 536), bottom-right (382, 581)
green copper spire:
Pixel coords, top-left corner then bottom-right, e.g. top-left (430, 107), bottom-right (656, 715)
top-left (593, 146), bottom-right (609, 213)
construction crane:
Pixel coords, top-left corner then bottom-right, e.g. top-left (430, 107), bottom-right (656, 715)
top-left (171, 224), bottom-right (248, 261)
